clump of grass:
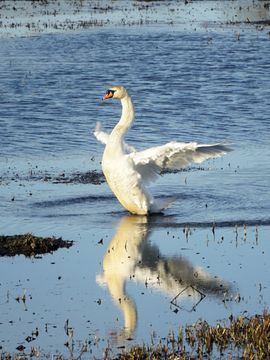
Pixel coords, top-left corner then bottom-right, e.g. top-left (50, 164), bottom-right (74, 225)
top-left (114, 311), bottom-right (270, 359)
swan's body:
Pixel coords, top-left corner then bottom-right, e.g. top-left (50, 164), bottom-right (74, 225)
top-left (94, 86), bottom-right (231, 215)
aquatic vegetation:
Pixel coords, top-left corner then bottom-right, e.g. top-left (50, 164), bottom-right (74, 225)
top-left (1, 312), bottom-right (269, 358)
top-left (113, 311), bottom-right (270, 359)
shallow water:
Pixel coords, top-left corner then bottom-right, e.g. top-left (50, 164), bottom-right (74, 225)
top-left (0, 10), bottom-right (270, 359)
top-left (1, 0), bottom-right (270, 37)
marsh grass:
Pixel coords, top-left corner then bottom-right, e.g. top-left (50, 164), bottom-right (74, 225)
top-left (113, 311), bottom-right (270, 359)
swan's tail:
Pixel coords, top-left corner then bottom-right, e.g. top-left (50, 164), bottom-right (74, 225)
top-left (150, 196), bottom-right (176, 214)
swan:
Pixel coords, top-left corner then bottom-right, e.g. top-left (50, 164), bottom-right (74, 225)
top-left (94, 86), bottom-right (231, 215)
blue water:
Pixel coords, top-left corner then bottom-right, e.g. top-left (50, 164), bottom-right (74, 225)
top-left (0, 24), bottom-right (270, 358)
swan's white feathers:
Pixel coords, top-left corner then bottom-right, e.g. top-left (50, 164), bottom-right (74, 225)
top-left (94, 121), bottom-right (109, 145)
top-left (96, 86), bottom-right (231, 215)
top-left (94, 121), bottom-right (136, 154)
top-left (95, 122), bottom-right (231, 186)
top-left (129, 142), bottom-right (231, 185)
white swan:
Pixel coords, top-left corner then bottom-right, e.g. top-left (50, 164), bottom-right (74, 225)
top-left (94, 86), bottom-right (231, 215)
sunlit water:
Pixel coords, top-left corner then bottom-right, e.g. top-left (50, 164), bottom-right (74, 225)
top-left (0, 17), bottom-right (270, 359)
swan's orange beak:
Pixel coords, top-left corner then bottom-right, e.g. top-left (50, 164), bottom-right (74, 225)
top-left (102, 90), bottom-right (114, 100)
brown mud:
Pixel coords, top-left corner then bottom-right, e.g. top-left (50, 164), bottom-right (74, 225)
top-left (51, 170), bottom-right (105, 185)
top-left (0, 233), bottom-right (73, 257)
top-left (0, 169), bottom-right (105, 185)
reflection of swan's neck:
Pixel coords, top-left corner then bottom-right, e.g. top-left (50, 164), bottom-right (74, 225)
top-left (111, 95), bottom-right (134, 140)
top-left (106, 275), bottom-right (137, 337)
top-left (98, 216), bottom-right (147, 340)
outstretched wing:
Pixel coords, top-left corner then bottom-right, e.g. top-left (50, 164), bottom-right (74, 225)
top-left (94, 122), bottom-right (136, 153)
top-left (129, 141), bottom-right (232, 185)
top-left (93, 121), bottom-right (110, 145)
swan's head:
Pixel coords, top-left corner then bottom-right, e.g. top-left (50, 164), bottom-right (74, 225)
top-left (103, 86), bottom-right (127, 101)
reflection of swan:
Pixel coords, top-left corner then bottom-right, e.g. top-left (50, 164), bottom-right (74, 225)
top-left (97, 215), bottom-right (233, 340)
top-left (96, 216), bottom-right (148, 339)
top-left (94, 86), bottom-right (231, 215)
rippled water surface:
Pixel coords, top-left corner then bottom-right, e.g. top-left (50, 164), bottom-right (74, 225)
top-left (0, 20), bottom-right (270, 358)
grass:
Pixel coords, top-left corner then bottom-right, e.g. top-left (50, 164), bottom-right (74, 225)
top-left (112, 311), bottom-right (270, 359)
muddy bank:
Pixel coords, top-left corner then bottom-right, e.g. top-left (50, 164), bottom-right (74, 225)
top-left (47, 170), bottom-right (105, 185)
top-left (0, 233), bottom-right (73, 257)
top-left (0, 169), bottom-right (105, 185)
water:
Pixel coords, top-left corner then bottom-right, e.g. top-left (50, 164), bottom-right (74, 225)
top-left (0, 10), bottom-right (270, 359)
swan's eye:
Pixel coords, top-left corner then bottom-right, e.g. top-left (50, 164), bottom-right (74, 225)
top-left (106, 90), bottom-right (116, 97)
top-left (103, 89), bottom-right (116, 100)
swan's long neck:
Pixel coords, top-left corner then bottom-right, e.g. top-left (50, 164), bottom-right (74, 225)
top-left (110, 94), bottom-right (134, 144)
